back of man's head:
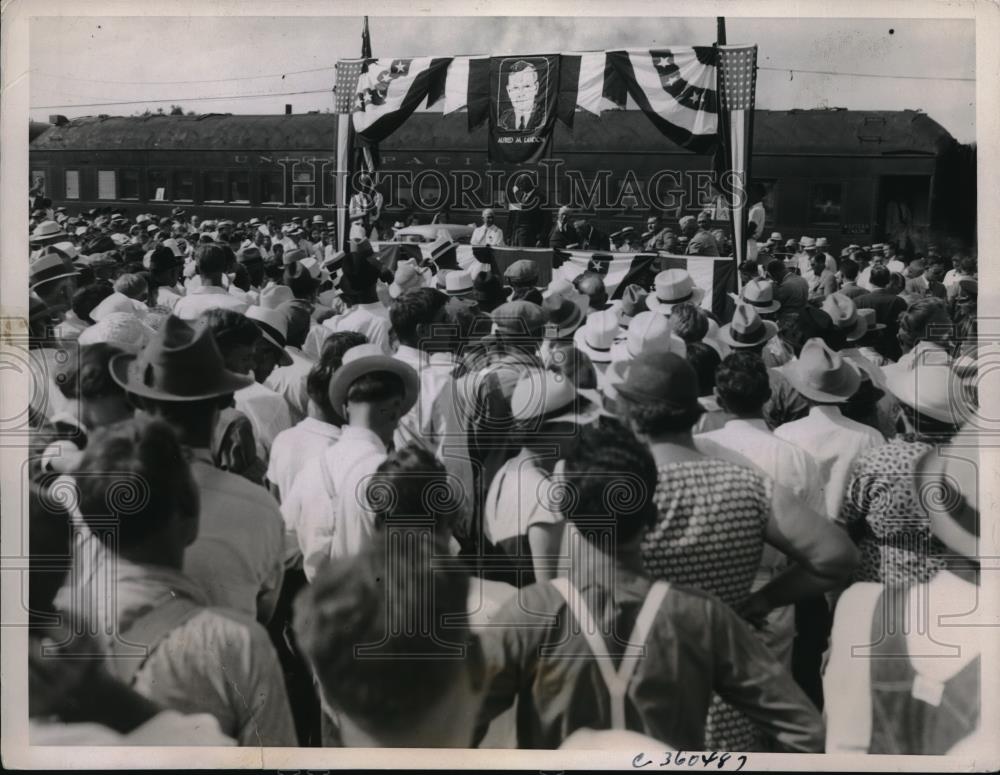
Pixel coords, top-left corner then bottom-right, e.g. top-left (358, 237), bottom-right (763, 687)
top-left (714, 352), bottom-right (772, 417)
top-left (869, 264), bottom-right (891, 289)
top-left (389, 287), bottom-right (449, 348)
top-left (76, 417), bottom-right (198, 557)
top-left (766, 258), bottom-right (787, 283)
top-left (557, 416), bottom-right (659, 546)
top-left (839, 257), bottom-right (858, 282)
top-left (574, 272), bottom-right (607, 311)
top-left (293, 534), bottom-right (478, 746)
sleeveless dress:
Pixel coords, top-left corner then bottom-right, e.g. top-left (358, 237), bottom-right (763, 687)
top-left (641, 459), bottom-right (772, 751)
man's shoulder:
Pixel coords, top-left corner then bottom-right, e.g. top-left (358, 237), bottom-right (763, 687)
top-left (192, 460), bottom-right (281, 516)
top-left (173, 605), bottom-right (274, 651)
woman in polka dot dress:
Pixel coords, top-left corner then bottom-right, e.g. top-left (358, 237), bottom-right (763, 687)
top-left (614, 352), bottom-right (857, 751)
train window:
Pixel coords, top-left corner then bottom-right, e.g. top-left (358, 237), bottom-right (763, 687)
top-left (229, 171), bottom-right (250, 203)
top-left (261, 171), bottom-right (284, 204)
top-left (809, 182), bottom-right (843, 226)
top-left (292, 161), bottom-right (314, 183)
top-left (120, 169), bottom-right (140, 200)
top-left (292, 185), bottom-right (315, 207)
top-left (174, 170), bottom-right (194, 201)
top-left (149, 170), bottom-right (169, 201)
top-left (65, 170), bottom-right (80, 200)
top-left (203, 171), bottom-right (226, 202)
top-left (98, 170), bottom-right (116, 200)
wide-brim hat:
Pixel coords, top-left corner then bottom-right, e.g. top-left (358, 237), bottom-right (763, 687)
top-left (542, 296), bottom-right (585, 339)
top-left (327, 344), bottom-right (419, 416)
top-left (245, 305), bottom-right (294, 367)
top-left (617, 284), bottom-right (649, 324)
top-left (882, 344), bottom-right (970, 425)
top-left (389, 261), bottom-right (430, 298)
top-left (731, 278), bottom-right (780, 314)
top-left (783, 337), bottom-right (861, 403)
top-left (572, 310), bottom-right (619, 363)
top-left (510, 369), bottom-right (578, 422)
top-left (646, 269), bottom-right (705, 313)
top-left (822, 292), bottom-right (868, 341)
top-left (445, 270), bottom-right (475, 297)
top-left (109, 315), bottom-right (254, 401)
top-left (611, 310), bottom-right (686, 362)
top-left (29, 251), bottom-right (79, 289)
top-left (718, 304), bottom-right (779, 349)
top-left (847, 308), bottom-right (885, 342)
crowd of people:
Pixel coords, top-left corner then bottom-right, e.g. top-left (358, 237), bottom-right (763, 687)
top-left (25, 195), bottom-right (981, 755)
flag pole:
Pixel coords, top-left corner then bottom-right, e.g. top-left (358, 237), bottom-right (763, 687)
top-left (717, 16), bottom-right (727, 45)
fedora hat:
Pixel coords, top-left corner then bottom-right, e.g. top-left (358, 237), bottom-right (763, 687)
top-left (283, 247), bottom-right (307, 266)
top-left (822, 293), bottom-right (867, 341)
top-left (30, 221), bottom-right (68, 243)
top-left (815, 237), bottom-right (830, 249)
top-left (618, 284), bottom-right (649, 326)
top-left (89, 292), bottom-right (148, 323)
top-left (572, 309), bottom-right (620, 363)
top-left (389, 260), bottom-right (430, 298)
top-left (799, 236), bottom-right (816, 249)
top-left (78, 312), bottom-right (155, 354)
top-left (109, 315), bottom-right (253, 401)
top-left (731, 278), bottom-right (780, 314)
top-left (849, 308), bottom-right (885, 342)
top-left (718, 303), bottom-right (778, 349)
top-left (611, 310), bottom-right (686, 363)
top-left (543, 295), bottom-right (585, 339)
top-left (260, 284), bottom-right (295, 310)
top-left (510, 369), bottom-right (578, 423)
top-left (646, 269), bottom-right (705, 313)
top-left (327, 343), bottom-right (419, 416)
top-left (505, 259), bottom-right (540, 289)
top-left (245, 306), bottom-right (294, 367)
top-left (29, 251), bottom-right (79, 290)
top-left (783, 338), bottom-right (861, 403)
top-left (445, 270), bottom-right (474, 297)
top-left (472, 271), bottom-right (508, 312)
top-left (615, 351), bottom-right (702, 412)
top-left (883, 344), bottom-right (970, 425)
top-left (767, 231), bottom-right (783, 244)
top-left (491, 300), bottom-right (545, 337)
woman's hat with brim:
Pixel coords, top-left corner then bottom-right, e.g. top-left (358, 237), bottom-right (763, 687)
top-left (914, 424), bottom-right (979, 558)
top-left (109, 315), bottom-right (254, 401)
top-left (646, 269), bottom-right (705, 313)
top-left (718, 303), bottom-right (779, 349)
top-left (245, 305), bottom-right (294, 367)
top-left (783, 338), bottom-right (861, 403)
top-left (882, 345), bottom-right (971, 425)
top-left (327, 343), bottom-right (419, 416)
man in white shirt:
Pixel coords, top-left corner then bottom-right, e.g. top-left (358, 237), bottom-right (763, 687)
top-left (774, 339), bottom-right (884, 520)
top-left (264, 302), bottom-right (315, 424)
top-left (695, 352), bottom-right (825, 668)
top-left (471, 208), bottom-right (506, 247)
top-left (389, 289), bottom-right (476, 521)
top-left (172, 244), bottom-right (248, 320)
top-left (281, 344), bottom-right (418, 581)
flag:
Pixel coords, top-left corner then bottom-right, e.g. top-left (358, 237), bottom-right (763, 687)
top-left (605, 48), bottom-right (718, 152)
top-left (337, 56), bottom-right (451, 142)
top-left (560, 51), bottom-right (616, 118)
top-left (716, 45), bottom-right (758, 274)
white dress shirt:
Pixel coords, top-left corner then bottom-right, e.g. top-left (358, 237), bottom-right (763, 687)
top-left (266, 416), bottom-right (341, 502)
top-left (319, 302), bottom-right (392, 355)
top-left (393, 345), bottom-right (475, 522)
top-left (172, 285), bottom-right (248, 320)
top-left (471, 224), bottom-right (506, 247)
top-left (774, 405), bottom-right (884, 520)
top-left (234, 381), bottom-right (294, 461)
top-left (264, 346), bottom-right (314, 425)
top-left (280, 426), bottom-right (387, 582)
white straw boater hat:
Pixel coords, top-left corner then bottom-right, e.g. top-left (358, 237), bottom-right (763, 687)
top-left (646, 269), bottom-right (705, 313)
top-left (610, 310), bottom-right (687, 363)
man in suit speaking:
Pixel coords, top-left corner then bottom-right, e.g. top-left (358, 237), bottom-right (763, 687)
top-left (498, 60), bottom-right (545, 133)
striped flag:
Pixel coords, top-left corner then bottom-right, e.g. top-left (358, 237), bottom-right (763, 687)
top-left (716, 45), bottom-right (758, 274)
top-left (604, 48), bottom-right (718, 152)
top-left (382, 242), bottom-right (735, 319)
top-left (336, 56), bottom-right (451, 141)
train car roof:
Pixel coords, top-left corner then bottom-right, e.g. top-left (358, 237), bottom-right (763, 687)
top-left (30, 108), bottom-right (956, 157)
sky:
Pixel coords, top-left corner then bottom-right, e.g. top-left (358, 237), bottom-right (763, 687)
top-left (28, 15), bottom-right (976, 142)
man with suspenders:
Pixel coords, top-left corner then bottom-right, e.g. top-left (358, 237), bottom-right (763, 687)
top-left (475, 418), bottom-right (825, 750)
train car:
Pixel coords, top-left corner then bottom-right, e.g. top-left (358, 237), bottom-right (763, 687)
top-left (29, 108), bottom-right (975, 252)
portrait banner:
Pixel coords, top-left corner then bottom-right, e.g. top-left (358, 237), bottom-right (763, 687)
top-left (488, 55), bottom-right (560, 164)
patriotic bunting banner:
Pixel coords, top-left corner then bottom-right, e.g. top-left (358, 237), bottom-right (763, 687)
top-left (375, 243), bottom-right (736, 319)
top-left (604, 48), bottom-right (718, 152)
top-left (335, 56), bottom-right (451, 142)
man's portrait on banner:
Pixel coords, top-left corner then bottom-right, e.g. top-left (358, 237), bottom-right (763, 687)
top-left (497, 57), bottom-right (548, 133)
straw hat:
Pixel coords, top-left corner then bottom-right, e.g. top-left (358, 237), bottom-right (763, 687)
top-left (389, 260), bottom-right (430, 298)
top-left (646, 269), bottom-right (705, 313)
top-left (718, 304), bottom-right (779, 349)
top-left (260, 284), bottom-right (295, 310)
top-left (848, 308), bottom-right (885, 342)
top-left (77, 312), bottom-right (156, 353)
top-left (573, 309), bottom-right (620, 363)
top-left (510, 369), bottom-right (577, 422)
top-left (883, 344), bottom-right (971, 426)
top-left (821, 293), bottom-right (867, 341)
top-left (731, 278), bottom-right (780, 314)
top-left (610, 310), bottom-right (687, 362)
top-left (783, 338), bottom-right (861, 403)
top-left (327, 343), bottom-right (419, 416)
top-left (542, 296), bottom-right (585, 339)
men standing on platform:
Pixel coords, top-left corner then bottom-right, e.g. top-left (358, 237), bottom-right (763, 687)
top-left (548, 206), bottom-right (578, 250)
top-left (681, 212), bottom-right (719, 256)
